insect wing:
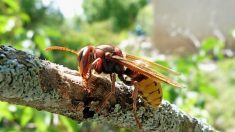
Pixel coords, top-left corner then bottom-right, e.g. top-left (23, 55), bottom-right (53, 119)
top-left (112, 56), bottom-right (182, 88)
top-left (125, 54), bottom-right (180, 75)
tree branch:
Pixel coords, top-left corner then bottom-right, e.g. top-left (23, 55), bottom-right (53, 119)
top-left (0, 45), bottom-right (214, 131)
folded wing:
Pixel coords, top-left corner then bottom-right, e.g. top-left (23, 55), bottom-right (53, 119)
top-left (112, 55), bottom-right (182, 88)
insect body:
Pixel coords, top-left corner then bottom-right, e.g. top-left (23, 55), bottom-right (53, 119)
top-left (138, 79), bottom-right (162, 107)
top-left (46, 45), bottom-right (181, 129)
top-left (129, 73), bottom-right (163, 107)
top-left (122, 59), bottom-right (163, 108)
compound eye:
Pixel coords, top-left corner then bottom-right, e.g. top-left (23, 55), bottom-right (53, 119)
top-left (77, 49), bottom-right (83, 62)
top-left (89, 48), bottom-right (95, 60)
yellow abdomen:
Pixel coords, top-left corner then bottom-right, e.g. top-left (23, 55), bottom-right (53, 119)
top-left (137, 78), bottom-right (163, 107)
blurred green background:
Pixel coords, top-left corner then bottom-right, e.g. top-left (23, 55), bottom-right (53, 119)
top-left (0, 0), bottom-right (235, 131)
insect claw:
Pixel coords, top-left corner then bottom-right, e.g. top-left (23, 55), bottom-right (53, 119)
top-left (134, 112), bottom-right (142, 129)
top-left (96, 74), bottom-right (116, 112)
top-left (82, 78), bottom-right (91, 93)
top-left (96, 91), bottom-right (114, 112)
top-left (95, 103), bottom-right (105, 113)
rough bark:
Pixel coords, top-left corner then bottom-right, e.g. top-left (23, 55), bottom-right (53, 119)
top-left (0, 45), bottom-right (214, 131)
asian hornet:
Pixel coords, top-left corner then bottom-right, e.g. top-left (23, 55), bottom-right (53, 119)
top-left (46, 45), bottom-right (182, 129)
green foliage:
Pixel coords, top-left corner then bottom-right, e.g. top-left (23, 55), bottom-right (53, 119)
top-left (154, 37), bottom-right (231, 130)
top-left (162, 38), bottom-right (224, 102)
top-left (0, 0), bottom-right (63, 56)
top-left (83, 0), bottom-right (147, 31)
top-left (232, 29), bottom-right (235, 39)
top-left (135, 4), bottom-right (154, 35)
top-left (20, 0), bottom-right (63, 29)
top-left (201, 37), bottom-right (225, 60)
top-left (0, 102), bottom-right (81, 131)
top-left (78, 21), bottom-right (128, 45)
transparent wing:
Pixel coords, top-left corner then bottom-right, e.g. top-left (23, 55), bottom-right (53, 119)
top-left (112, 55), bottom-right (182, 88)
top-left (125, 54), bottom-right (180, 75)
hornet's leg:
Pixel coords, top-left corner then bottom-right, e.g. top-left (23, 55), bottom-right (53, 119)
top-left (87, 58), bottom-right (102, 80)
top-left (83, 58), bottom-right (102, 92)
top-left (132, 81), bottom-right (142, 129)
top-left (96, 73), bottom-right (116, 112)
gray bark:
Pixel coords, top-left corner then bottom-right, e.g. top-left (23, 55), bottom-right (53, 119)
top-left (0, 45), bottom-right (215, 131)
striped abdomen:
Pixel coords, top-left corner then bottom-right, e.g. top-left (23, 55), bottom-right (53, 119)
top-left (137, 78), bottom-right (163, 107)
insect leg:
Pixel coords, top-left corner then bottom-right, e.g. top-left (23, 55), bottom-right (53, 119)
top-left (83, 58), bottom-right (102, 92)
top-left (96, 73), bottom-right (116, 112)
top-left (132, 81), bottom-right (142, 129)
top-left (86, 58), bottom-right (102, 80)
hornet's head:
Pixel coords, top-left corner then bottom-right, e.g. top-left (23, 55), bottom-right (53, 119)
top-left (77, 46), bottom-right (95, 77)
top-left (46, 46), bottom-right (95, 77)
